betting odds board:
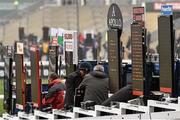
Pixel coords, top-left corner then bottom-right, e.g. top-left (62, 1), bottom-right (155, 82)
top-left (131, 23), bottom-right (145, 96)
top-left (108, 29), bottom-right (122, 93)
top-left (30, 46), bottom-right (41, 108)
top-left (107, 3), bottom-right (123, 93)
top-left (15, 54), bottom-right (25, 110)
top-left (158, 15), bottom-right (174, 94)
top-left (4, 57), bottom-right (13, 113)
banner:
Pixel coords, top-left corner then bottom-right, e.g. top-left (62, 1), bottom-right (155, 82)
top-left (49, 28), bottom-right (64, 46)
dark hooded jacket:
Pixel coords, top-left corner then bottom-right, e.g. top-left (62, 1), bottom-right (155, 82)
top-left (79, 71), bottom-right (109, 105)
top-left (64, 70), bottom-right (83, 107)
top-left (42, 79), bottom-right (65, 109)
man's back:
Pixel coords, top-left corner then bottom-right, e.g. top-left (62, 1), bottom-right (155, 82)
top-left (64, 71), bottom-right (82, 107)
top-left (64, 61), bottom-right (92, 109)
top-left (79, 70), bottom-right (109, 105)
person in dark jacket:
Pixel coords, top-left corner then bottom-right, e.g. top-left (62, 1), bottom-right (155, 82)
top-left (78, 65), bottom-right (109, 105)
top-left (101, 85), bottom-right (134, 106)
top-left (64, 61), bottom-right (92, 109)
top-left (42, 73), bottom-right (65, 109)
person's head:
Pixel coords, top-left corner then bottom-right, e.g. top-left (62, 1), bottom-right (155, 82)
top-left (49, 72), bottom-right (59, 82)
top-left (93, 65), bottom-right (104, 72)
top-left (78, 61), bottom-right (92, 77)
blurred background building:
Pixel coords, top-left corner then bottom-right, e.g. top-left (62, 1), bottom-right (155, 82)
top-left (0, 0), bottom-right (179, 61)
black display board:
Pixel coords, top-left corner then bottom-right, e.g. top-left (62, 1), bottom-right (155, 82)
top-left (108, 29), bottom-right (122, 93)
top-left (158, 15), bottom-right (174, 94)
top-left (107, 3), bottom-right (123, 93)
top-left (15, 54), bottom-right (25, 110)
top-left (4, 57), bottom-right (13, 113)
top-left (131, 23), bottom-right (144, 96)
top-left (30, 46), bottom-right (41, 108)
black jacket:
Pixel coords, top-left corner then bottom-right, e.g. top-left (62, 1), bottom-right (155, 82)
top-left (79, 71), bottom-right (109, 105)
top-left (64, 70), bottom-right (83, 107)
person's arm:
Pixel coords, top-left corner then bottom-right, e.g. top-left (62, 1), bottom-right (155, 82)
top-left (78, 75), bottom-right (89, 89)
top-left (45, 83), bottom-right (65, 99)
top-left (42, 95), bottom-right (55, 105)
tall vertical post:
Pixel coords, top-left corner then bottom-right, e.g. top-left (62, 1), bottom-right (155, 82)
top-left (159, 5), bottom-right (174, 96)
top-left (30, 45), bottom-right (41, 109)
top-left (158, 15), bottom-right (174, 94)
top-left (4, 46), bottom-right (13, 114)
top-left (131, 7), bottom-right (146, 96)
top-left (107, 3), bottom-right (123, 93)
top-left (14, 42), bottom-right (26, 110)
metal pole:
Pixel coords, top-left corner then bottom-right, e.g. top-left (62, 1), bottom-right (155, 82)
top-left (76, 0), bottom-right (80, 33)
top-left (42, 2), bottom-right (45, 27)
top-left (76, 0), bottom-right (80, 61)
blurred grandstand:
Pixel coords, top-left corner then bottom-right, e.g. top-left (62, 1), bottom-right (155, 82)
top-left (0, 0), bottom-right (180, 60)
top-left (0, 0), bottom-right (132, 45)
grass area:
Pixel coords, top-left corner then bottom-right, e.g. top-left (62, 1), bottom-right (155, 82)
top-left (0, 79), bottom-right (49, 116)
top-left (0, 99), bottom-right (6, 116)
top-left (0, 80), bottom-right (3, 95)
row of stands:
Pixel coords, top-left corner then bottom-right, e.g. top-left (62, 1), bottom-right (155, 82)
top-left (2, 97), bottom-right (180, 119)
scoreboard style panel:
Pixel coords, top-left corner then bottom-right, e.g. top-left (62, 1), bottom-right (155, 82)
top-left (131, 23), bottom-right (144, 96)
top-left (158, 15), bottom-right (174, 94)
top-left (30, 46), bottom-right (41, 108)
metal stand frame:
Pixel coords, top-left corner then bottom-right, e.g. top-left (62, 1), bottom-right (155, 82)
top-left (73, 107), bottom-right (96, 118)
top-left (95, 105), bottom-right (122, 116)
top-left (34, 110), bottom-right (54, 120)
top-left (148, 97), bottom-right (180, 112)
top-left (2, 97), bottom-right (180, 119)
top-left (53, 109), bottom-right (74, 119)
top-left (119, 102), bottom-right (149, 114)
top-left (18, 112), bottom-right (35, 120)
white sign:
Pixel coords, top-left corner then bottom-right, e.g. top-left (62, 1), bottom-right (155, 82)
top-left (64, 31), bottom-right (74, 51)
top-left (63, 31), bottom-right (73, 42)
top-left (16, 42), bottom-right (24, 54)
top-left (49, 28), bottom-right (64, 45)
top-left (49, 28), bottom-right (58, 36)
top-left (65, 42), bottom-right (73, 52)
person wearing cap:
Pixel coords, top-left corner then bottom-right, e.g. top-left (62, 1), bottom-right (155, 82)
top-left (78, 65), bottom-right (109, 105)
top-left (42, 73), bottom-right (65, 109)
top-left (64, 61), bottom-right (92, 110)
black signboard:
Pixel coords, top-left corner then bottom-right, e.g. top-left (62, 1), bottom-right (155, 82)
top-left (107, 3), bottom-right (123, 35)
top-left (4, 57), bottom-right (13, 113)
top-left (158, 15), bottom-right (174, 94)
top-left (15, 54), bottom-right (25, 110)
top-left (30, 46), bottom-right (41, 108)
top-left (131, 23), bottom-right (144, 96)
top-left (107, 3), bottom-right (123, 93)
top-left (108, 29), bottom-right (122, 93)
